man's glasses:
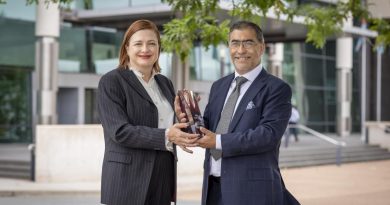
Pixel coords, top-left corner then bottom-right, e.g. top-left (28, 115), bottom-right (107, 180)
top-left (229, 40), bottom-right (257, 49)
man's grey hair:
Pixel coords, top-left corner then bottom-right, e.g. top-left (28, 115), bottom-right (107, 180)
top-left (229, 21), bottom-right (264, 43)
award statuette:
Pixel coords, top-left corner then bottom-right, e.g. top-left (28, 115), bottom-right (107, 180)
top-left (177, 90), bottom-right (205, 136)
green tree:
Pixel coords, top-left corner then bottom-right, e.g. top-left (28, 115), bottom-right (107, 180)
top-left (2, 0), bottom-right (389, 61)
top-left (162, 0), bottom-right (389, 61)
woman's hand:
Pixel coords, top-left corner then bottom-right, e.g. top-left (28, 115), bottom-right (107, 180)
top-left (167, 122), bottom-right (200, 153)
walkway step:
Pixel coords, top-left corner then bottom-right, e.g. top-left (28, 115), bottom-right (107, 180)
top-left (0, 159), bottom-right (30, 180)
top-left (279, 136), bottom-right (390, 168)
top-left (0, 170), bottom-right (30, 180)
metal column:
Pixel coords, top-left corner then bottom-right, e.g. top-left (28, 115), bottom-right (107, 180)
top-left (336, 36), bottom-right (353, 137)
top-left (35, 0), bottom-right (60, 124)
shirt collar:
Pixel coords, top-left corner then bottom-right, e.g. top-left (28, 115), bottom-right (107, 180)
top-left (129, 67), bottom-right (156, 81)
top-left (234, 64), bottom-right (263, 82)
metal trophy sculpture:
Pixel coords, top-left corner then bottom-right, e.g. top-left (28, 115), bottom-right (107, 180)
top-left (177, 89), bottom-right (205, 136)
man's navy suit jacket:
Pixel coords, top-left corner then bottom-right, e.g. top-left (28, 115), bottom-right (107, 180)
top-left (201, 69), bottom-right (300, 205)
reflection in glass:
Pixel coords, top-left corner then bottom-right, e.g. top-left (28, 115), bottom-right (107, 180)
top-left (159, 52), bottom-right (173, 78)
top-left (282, 41), bottom-right (340, 132)
top-left (59, 26), bottom-right (88, 73)
top-left (93, 29), bottom-right (123, 75)
top-left (0, 68), bottom-right (32, 143)
top-left (131, 0), bottom-right (162, 6)
top-left (303, 57), bottom-right (324, 86)
top-left (304, 89), bottom-right (325, 122)
top-left (190, 44), bottom-right (233, 81)
top-left (89, 0), bottom-right (163, 9)
top-left (325, 59), bottom-right (336, 88)
top-left (0, 0), bottom-right (35, 21)
top-left (91, 0), bottom-right (128, 9)
top-left (0, 19), bottom-right (35, 67)
top-left (85, 89), bottom-right (99, 124)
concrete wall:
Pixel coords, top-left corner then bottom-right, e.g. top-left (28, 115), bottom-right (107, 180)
top-left (34, 124), bottom-right (205, 185)
top-left (366, 121), bottom-right (390, 150)
top-left (35, 125), bottom-right (104, 183)
top-left (368, 0), bottom-right (390, 19)
top-left (57, 72), bottom-right (101, 124)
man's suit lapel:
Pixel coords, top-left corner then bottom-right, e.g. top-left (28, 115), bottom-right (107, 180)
top-left (117, 68), bottom-right (154, 104)
top-left (211, 74), bottom-right (235, 131)
top-left (228, 69), bottom-right (269, 132)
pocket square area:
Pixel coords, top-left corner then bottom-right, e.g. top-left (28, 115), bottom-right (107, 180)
top-left (246, 101), bottom-right (256, 110)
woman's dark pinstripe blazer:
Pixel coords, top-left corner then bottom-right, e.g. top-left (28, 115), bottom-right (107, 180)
top-left (97, 67), bottom-right (177, 205)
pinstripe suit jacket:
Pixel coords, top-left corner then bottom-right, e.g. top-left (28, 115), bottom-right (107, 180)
top-left (98, 67), bottom-right (177, 205)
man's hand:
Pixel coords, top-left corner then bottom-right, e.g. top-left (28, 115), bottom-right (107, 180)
top-left (197, 127), bottom-right (217, 149)
top-left (167, 123), bottom-right (199, 153)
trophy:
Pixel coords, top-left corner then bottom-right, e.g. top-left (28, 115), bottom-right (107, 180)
top-left (177, 90), bottom-right (205, 136)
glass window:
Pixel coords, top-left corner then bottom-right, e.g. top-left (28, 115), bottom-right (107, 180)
top-left (0, 18), bottom-right (35, 67)
top-left (282, 53), bottom-right (295, 86)
top-left (325, 90), bottom-right (336, 122)
top-left (72, 0), bottom-right (90, 9)
top-left (351, 90), bottom-right (361, 132)
top-left (303, 57), bottom-right (324, 86)
top-left (131, 0), bottom-right (162, 6)
top-left (303, 89), bottom-right (325, 122)
top-left (85, 89), bottom-right (99, 124)
top-left (352, 39), bottom-right (361, 90)
top-left (59, 26), bottom-right (88, 73)
top-left (303, 43), bottom-right (323, 55)
top-left (325, 40), bottom-right (335, 57)
top-left (0, 0), bottom-right (35, 21)
top-left (0, 67), bottom-right (32, 143)
top-left (91, 0), bottom-right (128, 9)
top-left (325, 59), bottom-right (336, 88)
top-left (190, 44), bottom-right (232, 81)
top-left (159, 52), bottom-right (173, 78)
top-left (90, 0), bottom-right (163, 9)
top-left (92, 29), bottom-right (123, 75)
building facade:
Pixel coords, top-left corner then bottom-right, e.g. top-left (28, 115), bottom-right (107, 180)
top-left (0, 0), bottom-right (388, 143)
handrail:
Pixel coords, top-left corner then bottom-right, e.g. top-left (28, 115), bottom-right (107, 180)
top-left (287, 124), bottom-right (346, 166)
top-left (28, 143), bottom-right (35, 181)
top-left (288, 124), bottom-right (347, 147)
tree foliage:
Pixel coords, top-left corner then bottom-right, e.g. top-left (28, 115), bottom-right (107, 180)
top-left (162, 0), bottom-right (390, 60)
top-left (2, 0), bottom-right (389, 61)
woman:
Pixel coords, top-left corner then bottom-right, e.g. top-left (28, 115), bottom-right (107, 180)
top-left (98, 19), bottom-right (198, 205)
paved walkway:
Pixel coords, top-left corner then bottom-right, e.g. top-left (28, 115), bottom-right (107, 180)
top-left (177, 160), bottom-right (390, 205)
top-left (282, 160), bottom-right (390, 205)
top-left (2, 160), bottom-right (390, 204)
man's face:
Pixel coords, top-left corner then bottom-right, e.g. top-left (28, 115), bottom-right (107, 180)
top-left (229, 28), bottom-right (264, 75)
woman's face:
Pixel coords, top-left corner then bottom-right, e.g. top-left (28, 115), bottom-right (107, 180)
top-left (127, 29), bottom-right (159, 71)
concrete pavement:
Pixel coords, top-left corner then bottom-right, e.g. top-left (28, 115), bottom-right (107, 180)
top-left (177, 160), bottom-right (390, 205)
top-left (1, 160), bottom-right (390, 204)
top-left (282, 160), bottom-right (390, 205)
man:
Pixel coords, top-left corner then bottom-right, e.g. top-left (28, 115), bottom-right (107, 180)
top-left (182, 21), bottom-right (300, 205)
top-left (284, 106), bottom-right (300, 147)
